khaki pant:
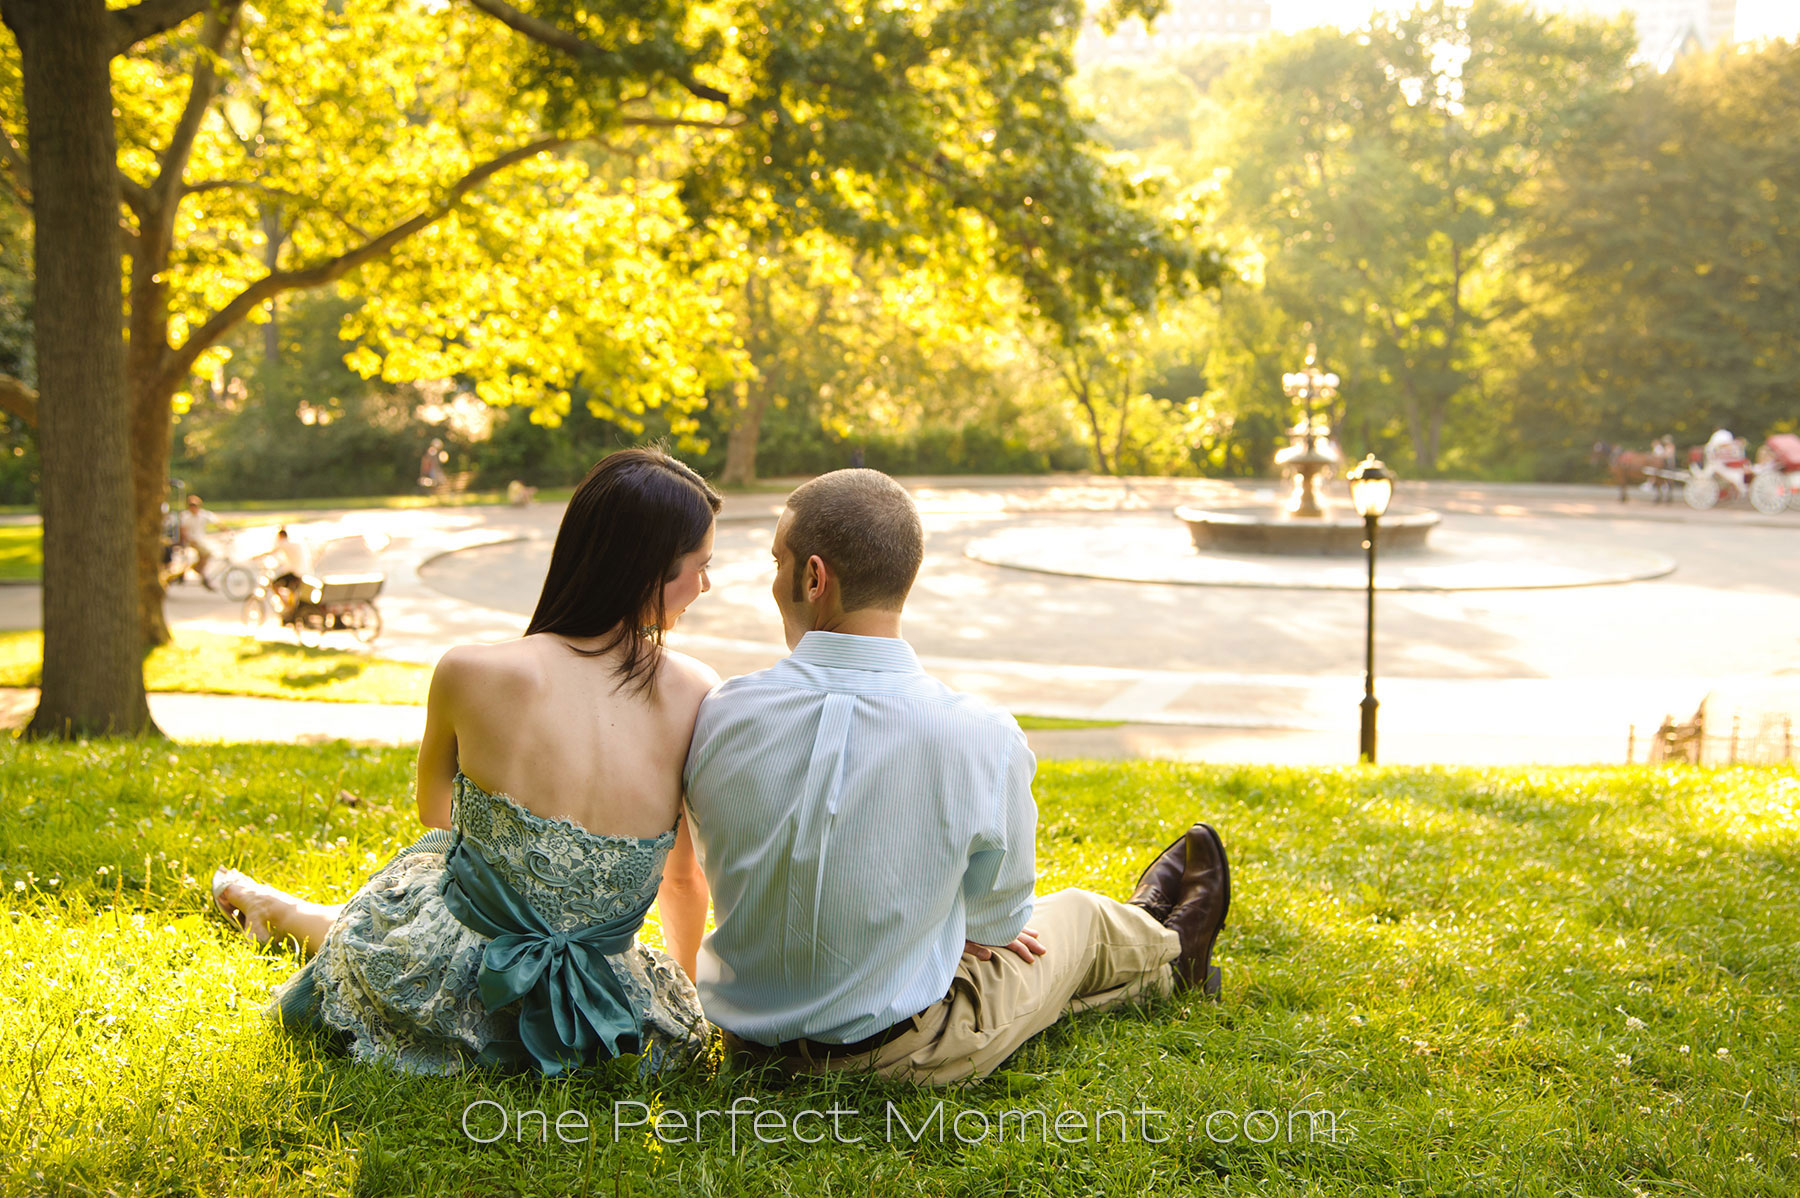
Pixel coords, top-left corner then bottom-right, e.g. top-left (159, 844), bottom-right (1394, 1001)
top-left (724, 888), bottom-right (1181, 1085)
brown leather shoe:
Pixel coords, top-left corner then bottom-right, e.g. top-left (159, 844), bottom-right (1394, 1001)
top-left (1127, 828), bottom-right (1193, 923)
top-left (1165, 823), bottom-right (1230, 997)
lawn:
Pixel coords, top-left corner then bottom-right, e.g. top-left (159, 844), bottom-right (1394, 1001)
top-left (1, 744), bottom-right (1794, 1195)
top-left (0, 525), bottom-right (39, 581)
top-left (1012, 715), bottom-right (1126, 731)
top-left (0, 477), bottom-right (792, 538)
top-left (0, 630), bottom-right (432, 705)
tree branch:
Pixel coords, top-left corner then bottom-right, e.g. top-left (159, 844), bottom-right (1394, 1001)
top-left (179, 179), bottom-right (372, 240)
top-left (108, 0), bottom-right (209, 57)
top-left (465, 0), bottom-right (730, 106)
top-left (617, 115), bottom-right (744, 131)
top-left (0, 374), bottom-right (36, 427)
top-left (154, 136), bottom-right (574, 397)
top-left (150, 2), bottom-right (241, 211)
top-left (119, 175), bottom-right (150, 215)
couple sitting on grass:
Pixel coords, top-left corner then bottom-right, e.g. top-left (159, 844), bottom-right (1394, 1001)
top-left (212, 450), bottom-right (1231, 1084)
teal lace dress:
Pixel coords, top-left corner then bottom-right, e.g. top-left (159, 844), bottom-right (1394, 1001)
top-left (270, 774), bottom-right (710, 1076)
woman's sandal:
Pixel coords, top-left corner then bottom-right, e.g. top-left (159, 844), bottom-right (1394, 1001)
top-left (210, 868), bottom-right (275, 947)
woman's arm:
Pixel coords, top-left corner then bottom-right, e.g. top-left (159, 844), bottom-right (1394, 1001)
top-left (415, 649), bottom-right (462, 829)
top-left (656, 814), bottom-right (709, 982)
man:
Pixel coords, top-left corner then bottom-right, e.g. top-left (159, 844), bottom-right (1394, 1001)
top-left (683, 469), bottom-right (1229, 1084)
top-left (177, 494), bottom-right (221, 589)
top-left (420, 438), bottom-right (448, 490)
top-left (264, 527), bottom-right (311, 618)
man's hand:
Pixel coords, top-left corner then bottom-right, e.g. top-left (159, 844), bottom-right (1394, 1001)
top-left (963, 928), bottom-right (1046, 965)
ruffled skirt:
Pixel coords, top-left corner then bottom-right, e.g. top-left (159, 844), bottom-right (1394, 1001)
top-left (269, 832), bottom-right (710, 1075)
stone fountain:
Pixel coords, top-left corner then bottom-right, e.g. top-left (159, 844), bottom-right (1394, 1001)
top-left (1175, 347), bottom-right (1439, 555)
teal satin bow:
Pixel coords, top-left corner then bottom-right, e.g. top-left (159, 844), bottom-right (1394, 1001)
top-left (441, 833), bottom-right (653, 1076)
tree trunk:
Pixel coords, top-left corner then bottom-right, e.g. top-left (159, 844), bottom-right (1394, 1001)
top-left (129, 369), bottom-right (176, 647)
top-left (1111, 364), bottom-right (1131, 473)
top-left (1082, 404), bottom-right (1112, 473)
top-left (1424, 398), bottom-right (1446, 475)
top-left (1068, 363), bottom-right (1111, 474)
top-left (127, 185), bottom-right (178, 648)
top-left (1399, 380), bottom-right (1432, 473)
top-left (721, 378), bottom-right (770, 487)
top-left (6, 0), bottom-right (155, 737)
top-left (721, 272), bottom-right (770, 487)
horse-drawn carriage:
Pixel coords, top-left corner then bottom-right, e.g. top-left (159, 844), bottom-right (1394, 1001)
top-left (1674, 433), bottom-right (1800, 514)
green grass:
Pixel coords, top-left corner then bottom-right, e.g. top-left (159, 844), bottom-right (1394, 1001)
top-left (0, 525), bottom-right (40, 581)
top-left (1, 745), bottom-right (1795, 1195)
top-left (210, 486), bottom-right (579, 520)
top-left (0, 630), bottom-right (432, 705)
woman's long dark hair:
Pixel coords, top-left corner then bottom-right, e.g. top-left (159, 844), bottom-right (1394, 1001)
top-left (526, 448), bottom-right (722, 694)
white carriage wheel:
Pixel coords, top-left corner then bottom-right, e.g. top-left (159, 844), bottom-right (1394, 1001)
top-left (220, 565), bottom-right (256, 602)
top-left (1750, 472), bottom-right (1789, 516)
top-left (351, 600), bottom-right (382, 645)
top-left (1684, 475), bottom-right (1721, 511)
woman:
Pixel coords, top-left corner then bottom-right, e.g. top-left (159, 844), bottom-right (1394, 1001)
top-left (212, 448), bottom-right (721, 1076)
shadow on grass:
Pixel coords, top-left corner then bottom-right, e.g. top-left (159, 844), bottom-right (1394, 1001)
top-left (233, 640), bottom-right (350, 663)
top-left (279, 663), bottom-right (366, 689)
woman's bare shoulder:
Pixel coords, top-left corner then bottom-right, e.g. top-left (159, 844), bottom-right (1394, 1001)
top-left (657, 648), bottom-right (722, 706)
top-left (431, 640), bottom-right (544, 695)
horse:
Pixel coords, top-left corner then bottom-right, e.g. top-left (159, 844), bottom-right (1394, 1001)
top-left (1592, 442), bottom-right (1675, 503)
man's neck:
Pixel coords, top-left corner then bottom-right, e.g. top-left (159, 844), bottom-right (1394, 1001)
top-left (812, 608), bottom-right (903, 640)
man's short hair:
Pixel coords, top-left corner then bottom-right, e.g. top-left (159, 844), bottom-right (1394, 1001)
top-left (785, 469), bottom-right (923, 612)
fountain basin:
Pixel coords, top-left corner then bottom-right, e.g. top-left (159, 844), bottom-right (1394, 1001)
top-left (1175, 504), bottom-right (1440, 556)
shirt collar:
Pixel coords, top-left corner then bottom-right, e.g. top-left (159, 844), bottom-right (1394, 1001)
top-left (790, 630), bottom-right (922, 674)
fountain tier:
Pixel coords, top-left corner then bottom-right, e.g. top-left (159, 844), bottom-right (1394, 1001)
top-left (1174, 504), bottom-right (1440, 556)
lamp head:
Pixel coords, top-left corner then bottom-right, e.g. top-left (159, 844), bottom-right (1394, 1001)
top-left (1347, 454), bottom-right (1395, 518)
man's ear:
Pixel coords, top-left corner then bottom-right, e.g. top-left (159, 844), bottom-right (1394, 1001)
top-left (805, 554), bottom-right (830, 601)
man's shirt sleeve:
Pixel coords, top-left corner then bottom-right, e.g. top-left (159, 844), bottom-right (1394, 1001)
top-left (961, 734), bottom-right (1038, 945)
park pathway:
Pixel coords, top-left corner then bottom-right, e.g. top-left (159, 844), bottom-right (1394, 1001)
top-left (4, 476), bottom-right (1797, 764)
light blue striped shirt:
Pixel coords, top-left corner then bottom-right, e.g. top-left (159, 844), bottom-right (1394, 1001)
top-left (683, 631), bottom-right (1037, 1046)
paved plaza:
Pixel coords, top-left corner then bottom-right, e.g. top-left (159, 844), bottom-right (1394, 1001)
top-left (3, 476), bottom-right (1796, 763)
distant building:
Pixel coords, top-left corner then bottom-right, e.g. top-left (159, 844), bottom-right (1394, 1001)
top-left (1076, 0), bottom-right (1273, 67)
top-left (1536, 0), bottom-right (1735, 66)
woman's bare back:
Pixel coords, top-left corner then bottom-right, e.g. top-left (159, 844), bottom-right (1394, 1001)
top-left (418, 634), bottom-right (718, 840)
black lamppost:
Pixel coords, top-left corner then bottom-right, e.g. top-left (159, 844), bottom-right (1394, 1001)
top-left (1347, 455), bottom-right (1394, 763)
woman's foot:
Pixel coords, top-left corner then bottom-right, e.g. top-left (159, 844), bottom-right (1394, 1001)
top-left (210, 869), bottom-right (343, 955)
top-left (210, 868), bottom-right (280, 947)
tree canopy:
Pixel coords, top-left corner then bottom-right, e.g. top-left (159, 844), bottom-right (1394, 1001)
top-left (0, 0), bottom-right (1215, 736)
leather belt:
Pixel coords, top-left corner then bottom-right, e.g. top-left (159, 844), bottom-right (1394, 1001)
top-left (731, 1011), bottom-right (925, 1062)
